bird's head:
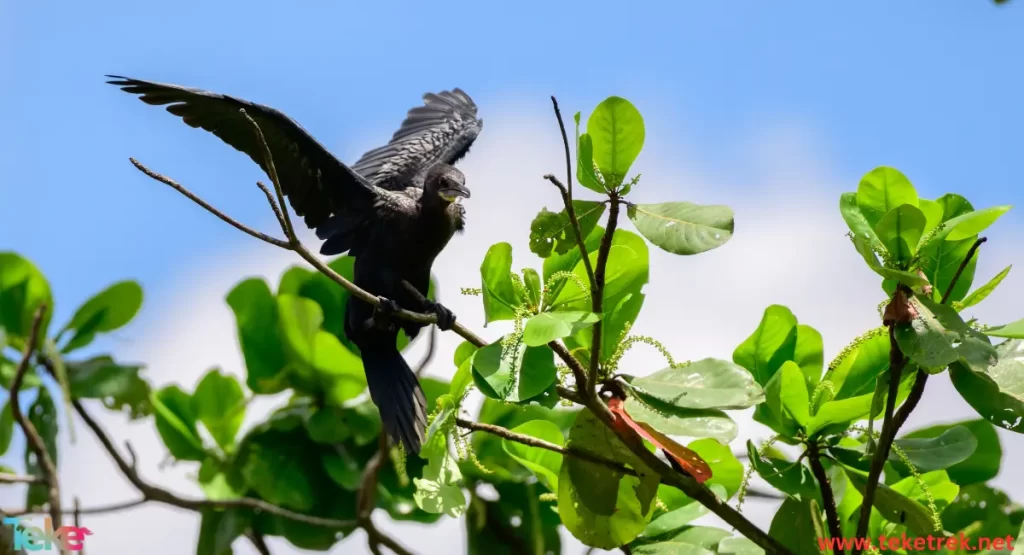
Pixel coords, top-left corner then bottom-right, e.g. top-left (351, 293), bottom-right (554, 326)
top-left (426, 164), bottom-right (471, 203)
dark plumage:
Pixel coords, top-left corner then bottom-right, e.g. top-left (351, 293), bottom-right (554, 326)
top-left (108, 76), bottom-right (482, 454)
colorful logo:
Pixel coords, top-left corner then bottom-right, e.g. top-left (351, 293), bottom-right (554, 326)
top-left (3, 517), bottom-right (92, 552)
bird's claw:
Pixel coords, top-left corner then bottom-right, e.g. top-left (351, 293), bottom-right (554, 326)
top-left (425, 300), bottom-right (456, 331)
top-left (363, 296), bottom-right (400, 332)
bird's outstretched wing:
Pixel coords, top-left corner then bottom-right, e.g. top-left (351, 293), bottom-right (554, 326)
top-left (107, 75), bottom-right (378, 230)
top-left (352, 89), bottom-right (482, 191)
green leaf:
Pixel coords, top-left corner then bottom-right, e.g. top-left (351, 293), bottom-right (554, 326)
top-left (60, 280), bottom-right (143, 353)
top-left (633, 526), bottom-right (731, 554)
top-left (795, 325), bottom-right (824, 393)
top-left (746, 441), bottom-right (819, 501)
top-left (238, 430), bottom-right (323, 512)
top-left (918, 198), bottom-right (944, 238)
top-left (893, 298), bottom-right (965, 371)
top-left (890, 425), bottom-right (977, 473)
top-left (733, 305), bottom-right (798, 386)
top-left (840, 192), bottom-right (884, 250)
top-left (642, 501), bottom-right (711, 539)
top-left (960, 265), bottom-right (1012, 309)
top-left (502, 420), bottom-right (564, 492)
top-left (558, 409), bottom-right (659, 549)
top-left (197, 508), bottom-right (249, 555)
top-left (845, 469), bottom-right (937, 536)
top-left (576, 111), bottom-right (604, 194)
top-left (276, 294), bottom-right (321, 366)
top-left (587, 96), bottom-right (645, 187)
top-left (874, 204), bottom-right (926, 264)
top-left (226, 278), bottom-right (289, 394)
top-left (687, 439), bottom-right (743, 499)
top-left (25, 386), bottom-right (58, 508)
top-left (522, 311), bottom-right (600, 347)
top-left (549, 243), bottom-right (645, 311)
top-left (0, 252), bottom-right (53, 345)
top-left (192, 369), bottom-right (246, 451)
top-left (823, 329), bottom-right (890, 400)
top-left (900, 420), bottom-right (1000, 485)
top-left (623, 394), bottom-right (737, 444)
top-left (944, 205), bottom-right (1012, 242)
top-left (768, 497), bottom-right (825, 555)
top-left (628, 358), bottom-right (764, 411)
top-left (471, 337), bottom-right (557, 403)
top-left (806, 394), bottom-right (875, 437)
top-left (0, 402), bottom-right (13, 456)
top-left (950, 339), bottom-right (1024, 433)
top-left (322, 448), bottom-right (362, 490)
top-left (480, 243), bottom-right (526, 324)
top-left (529, 201), bottom-right (607, 258)
top-left (986, 317), bottom-right (1024, 338)
top-left (753, 361), bottom-right (809, 437)
top-left (542, 223), bottom-right (603, 304)
top-left (856, 166), bottom-right (919, 230)
top-left (152, 385), bottom-right (206, 461)
top-left (68, 356), bottom-right (152, 419)
top-left (717, 537), bottom-right (765, 555)
top-left (941, 484), bottom-right (1019, 542)
top-left (413, 446), bottom-right (466, 517)
top-left (523, 268), bottom-right (542, 309)
top-left (627, 202), bottom-right (734, 256)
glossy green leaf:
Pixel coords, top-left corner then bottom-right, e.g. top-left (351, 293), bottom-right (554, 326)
top-left (197, 508), bottom-right (249, 555)
top-left (769, 498), bottom-right (825, 555)
top-left (795, 324), bottom-right (824, 392)
top-left (950, 339), bottom-right (1024, 433)
top-left (733, 305), bottom-right (798, 386)
top-left (523, 268), bottom-right (542, 309)
top-left (0, 403), bottom-right (13, 456)
top-left (845, 469), bottom-right (937, 536)
top-left (633, 526), bottom-right (731, 554)
top-left (823, 328), bottom-right (890, 400)
top-left (806, 394), bottom-right (874, 437)
top-left (480, 243), bottom-right (526, 324)
top-left (856, 166), bottom-right (919, 229)
top-left (960, 265), bottom-right (1012, 309)
top-left (0, 252), bottom-right (53, 345)
top-left (900, 420), bottom-right (1000, 485)
top-left (413, 448), bottom-right (467, 517)
top-left (522, 311), bottom-right (600, 347)
top-left (754, 361), bottom-right (807, 437)
top-left (688, 439), bottom-right (743, 499)
top-left (24, 386), bottom-right (59, 508)
top-left (588, 96), bottom-right (645, 186)
top-left (226, 278), bottom-right (289, 394)
top-left (558, 409), bottom-right (659, 549)
top-left (471, 337), bottom-right (557, 402)
top-left (623, 394), bottom-right (737, 444)
top-left (502, 420), bottom-right (564, 492)
top-left (986, 317), bottom-right (1024, 339)
top-left (529, 201), bottom-right (607, 258)
top-left (839, 192), bottom-right (884, 250)
top-left (890, 425), bottom-right (977, 473)
top-left (192, 369), bottom-right (246, 451)
top-left (717, 537), bottom-right (766, 554)
top-left (918, 198), bottom-right (944, 238)
top-left (575, 111), bottom-right (605, 193)
top-left (152, 385), bottom-right (206, 461)
top-left (60, 280), bottom-right (144, 352)
top-left (746, 441), bottom-right (819, 502)
top-left (874, 204), bottom-right (926, 264)
top-left (943, 205), bottom-right (1012, 242)
top-left (68, 356), bottom-right (152, 419)
top-left (238, 430), bottom-right (323, 512)
top-left (627, 202), bottom-right (734, 256)
top-left (627, 358), bottom-right (764, 411)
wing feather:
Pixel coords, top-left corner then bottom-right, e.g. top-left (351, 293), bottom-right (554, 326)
top-left (107, 75), bottom-right (377, 231)
top-left (351, 88), bottom-right (482, 190)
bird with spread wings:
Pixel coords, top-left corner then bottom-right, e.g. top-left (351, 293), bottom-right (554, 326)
top-left (109, 76), bottom-right (483, 454)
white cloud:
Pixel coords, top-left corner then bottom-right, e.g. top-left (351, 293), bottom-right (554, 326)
top-left (4, 103), bottom-right (1021, 554)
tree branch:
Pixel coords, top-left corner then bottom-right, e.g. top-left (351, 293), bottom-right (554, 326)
top-left (807, 442), bottom-right (843, 554)
top-left (5, 499), bottom-right (147, 517)
top-left (0, 473), bottom-right (44, 485)
top-left (586, 194), bottom-right (621, 394)
top-left (71, 399), bottom-right (359, 529)
top-left (9, 305), bottom-right (61, 531)
top-left (246, 529), bottom-right (272, 555)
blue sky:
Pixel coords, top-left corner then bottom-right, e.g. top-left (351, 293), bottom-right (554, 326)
top-left (2, 1), bottom-right (1024, 552)
top-left (2, 0), bottom-right (1022, 328)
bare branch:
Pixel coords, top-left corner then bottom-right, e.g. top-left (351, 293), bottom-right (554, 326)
top-left (9, 305), bottom-right (61, 530)
top-left (129, 158), bottom-right (290, 248)
top-left (72, 399), bottom-right (358, 530)
top-left (587, 194), bottom-right (621, 393)
top-left (549, 341), bottom-right (588, 393)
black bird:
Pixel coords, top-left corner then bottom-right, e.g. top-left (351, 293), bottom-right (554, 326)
top-left (107, 76), bottom-right (482, 454)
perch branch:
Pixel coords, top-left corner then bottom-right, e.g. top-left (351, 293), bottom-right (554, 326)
top-left (9, 305), bottom-right (62, 531)
top-left (807, 441), bottom-right (843, 553)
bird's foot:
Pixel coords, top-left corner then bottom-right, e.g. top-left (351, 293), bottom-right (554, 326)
top-left (424, 300), bottom-right (456, 331)
top-left (363, 296), bottom-right (400, 332)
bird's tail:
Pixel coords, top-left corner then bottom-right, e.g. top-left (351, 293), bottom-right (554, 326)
top-left (360, 347), bottom-right (427, 455)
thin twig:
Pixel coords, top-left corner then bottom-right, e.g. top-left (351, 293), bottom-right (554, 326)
top-left (549, 341), bottom-right (588, 392)
top-left (363, 518), bottom-right (414, 555)
top-left (5, 498), bottom-right (147, 517)
top-left (0, 474), bottom-right (44, 485)
top-left (9, 305), bottom-right (61, 531)
top-left (246, 529), bottom-right (272, 555)
top-left (942, 237), bottom-right (987, 305)
top-left (72, 399), bottom-right (358, 529)
top-left (586, 194), bottom-right (621, 393)
top-left (807, 442), bottom-right (843, 553)
top-left (130, 158), bottom-right (290, 248)
top-left (456, 418), bottom-right (639, 477)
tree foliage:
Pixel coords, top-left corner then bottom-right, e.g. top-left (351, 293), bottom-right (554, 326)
top-left (1, 94), bottom-right (1022, 555)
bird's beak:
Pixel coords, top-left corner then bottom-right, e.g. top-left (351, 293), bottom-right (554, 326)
top-left (439, 184), bottom-right (471, 202)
